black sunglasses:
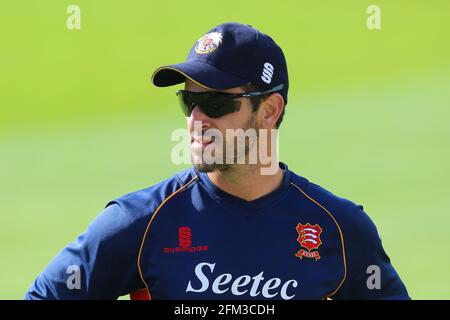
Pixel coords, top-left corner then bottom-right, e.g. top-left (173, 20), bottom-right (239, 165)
top-left (176, 84), bottom-right (284, 118)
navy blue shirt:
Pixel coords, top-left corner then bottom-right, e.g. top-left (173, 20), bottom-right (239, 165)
top-left (24, 163), bottom-right (409, 300)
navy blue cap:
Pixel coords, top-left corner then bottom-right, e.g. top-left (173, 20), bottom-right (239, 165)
top-left (151, 22), bottom-right (289, 105)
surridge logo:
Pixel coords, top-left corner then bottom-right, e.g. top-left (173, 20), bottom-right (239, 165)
top-left (261, 62), bottom-right (274, 84)
top-left (178, 226), bottom-right (192, 247)
top-left (163, 226), bottom-right (209, 253)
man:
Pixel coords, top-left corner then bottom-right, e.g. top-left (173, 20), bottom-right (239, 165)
top-left (25, 22), bottom-right (409, 300)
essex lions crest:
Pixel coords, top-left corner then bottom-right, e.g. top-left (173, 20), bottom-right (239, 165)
top-left (295, 223), bottom-right (323, 260)
top-left (195, 32), bottom-right (223, 54)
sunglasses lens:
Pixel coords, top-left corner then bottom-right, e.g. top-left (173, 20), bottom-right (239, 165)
top-left (176, 91), bottom-right (241, 118)
top-left (177, 91), bottom-right (192, 117)
top-left (203, 96), bottom-right (238, 118)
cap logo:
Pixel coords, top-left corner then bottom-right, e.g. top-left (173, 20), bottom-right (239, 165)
top-left (261, 62), bottom-right (274, 84)
top-left (195, 32), bottom-right (223, 54)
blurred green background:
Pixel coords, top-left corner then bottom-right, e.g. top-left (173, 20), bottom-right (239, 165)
top-left (1, 0), bottom-right (449, 299)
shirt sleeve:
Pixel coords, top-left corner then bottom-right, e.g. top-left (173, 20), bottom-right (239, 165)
top-left (331, 205), bottom-right (410, 300)
top-left (24, 202), bottom-right (147, 300)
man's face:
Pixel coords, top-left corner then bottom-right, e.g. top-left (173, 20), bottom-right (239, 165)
top-left (185, 79), bottom-right (260, 172)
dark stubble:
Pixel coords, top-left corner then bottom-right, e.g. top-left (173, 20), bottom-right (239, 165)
top-left (192, 111), bottom-right (259, 173)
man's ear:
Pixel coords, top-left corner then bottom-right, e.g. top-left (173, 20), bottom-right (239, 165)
top-left (260, 93), bottom-right (285, 129)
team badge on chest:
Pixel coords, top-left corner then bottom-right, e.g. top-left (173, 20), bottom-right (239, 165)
top-left (295, 223), bottom-right (323, 260)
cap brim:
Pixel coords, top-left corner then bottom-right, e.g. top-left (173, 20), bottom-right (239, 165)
top-left (151, 61), bottom-right (250, 90)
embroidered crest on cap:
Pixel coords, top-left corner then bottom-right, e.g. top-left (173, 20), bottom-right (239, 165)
top-left (195, 32), bottom-right (223, 54)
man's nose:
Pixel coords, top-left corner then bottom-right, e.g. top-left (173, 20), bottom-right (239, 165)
top-left (188, 105), bottom-right (212, 134)
top-left (190, 105), bottom-right (212, 125)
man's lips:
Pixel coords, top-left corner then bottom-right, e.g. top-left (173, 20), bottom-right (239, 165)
top-left (191, 136), bottom-right (215, 147)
